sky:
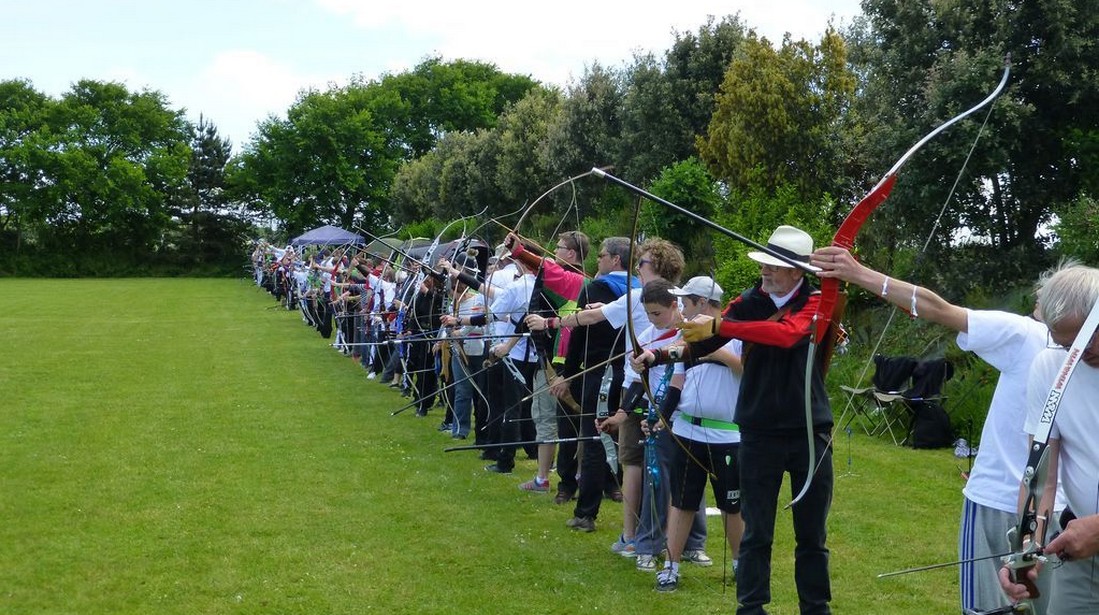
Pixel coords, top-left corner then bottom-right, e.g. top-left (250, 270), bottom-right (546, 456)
top-left (3, 0), bottom-right (864, 153)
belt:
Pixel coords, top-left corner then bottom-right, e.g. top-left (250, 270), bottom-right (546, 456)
top-left (679, 412), bottom-right (739, 431)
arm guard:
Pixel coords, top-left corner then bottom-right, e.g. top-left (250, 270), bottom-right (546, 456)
top-left (658, 386), bottom-right (681, 424)
top-left (619, 381), bottom-right (646, 414)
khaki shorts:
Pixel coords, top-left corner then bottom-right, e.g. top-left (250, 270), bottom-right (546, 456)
top-left (617, 412), bottom-right (644, 466)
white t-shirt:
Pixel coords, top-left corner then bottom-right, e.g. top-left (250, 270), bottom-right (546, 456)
top-left (673, 338), bottom-right (742, 444)
top-left (490, 273), bottom-right (537, 363)
top-left (1025, 348), bottom-right (1099, 518)
top-left (602, 290), bottom-right (659, 383)
top-left (957, 310), bottom-right (1048, 513)
top-left (629, 323), bottom-right (685, 395)
top-left (486, 263), bottom-right (519, 337)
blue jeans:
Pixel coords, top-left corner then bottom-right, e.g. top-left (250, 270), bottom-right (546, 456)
top-left (449, 352), bottom-right (482, 438)
top-left (634, 430), bottom-right (707, 555)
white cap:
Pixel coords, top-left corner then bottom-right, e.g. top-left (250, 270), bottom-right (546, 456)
top-left (670, 276), bottom-right (724, 302)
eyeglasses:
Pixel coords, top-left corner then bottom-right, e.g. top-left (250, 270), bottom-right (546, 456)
top-left (1048, 327), bottom-right (1099, 350)
top-left (636, 258), bottom-right (653, 269)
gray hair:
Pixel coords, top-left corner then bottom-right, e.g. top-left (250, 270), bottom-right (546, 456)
top-left (601, 237), bottom-right (630, 269)
top-left (1036, 259), bottom-right (1099, 328)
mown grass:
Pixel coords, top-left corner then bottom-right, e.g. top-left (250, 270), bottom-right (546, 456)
top-left (1, 278), bottom-right (968, 614)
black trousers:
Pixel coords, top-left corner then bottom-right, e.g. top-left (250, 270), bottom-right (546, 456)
top-left (573, 362), bottom-right (623, 520)
top-left (493, 359), bottom-right (537, 472)
top-left (407, 339), bottom-right (437, 414)
top-left (556, 402), bottom-right (581, 494)
top-left (736, 430), bottom-right (833, 615)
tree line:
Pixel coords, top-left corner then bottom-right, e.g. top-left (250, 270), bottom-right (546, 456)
top-left (2, 2), bottom-right (1096, 288)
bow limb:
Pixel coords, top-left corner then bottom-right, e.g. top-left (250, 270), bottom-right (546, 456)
top-left (793, 60), bottom-right (1013, 509)
top-left (815, 58), bottom-right (1012, 344)
top-left (512, 167), bottom-right (609, 239)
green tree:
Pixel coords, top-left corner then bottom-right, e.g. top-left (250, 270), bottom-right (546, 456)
top-left (619, 15), bottom-right (749, 183)
top-left (233, 59), bottom-right (538, 235)
top-left (494, 87), bottom-right (562, 207)
top-left (42, 80), bottom-right (190, 260)
top-left (375, 56), bottom-right (539, 157)
top-left (849, 0), bottom-right (1099, 292)
top-left (542, 63), bottom-right (625, 223)
top-left (641, 157), bottom-right (721, 274)
top-left (0, 79), bottom-right (54, 251)
top-left (698, 29), bottom-right (858, 204)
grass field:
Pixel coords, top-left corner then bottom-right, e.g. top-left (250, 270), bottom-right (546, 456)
top-left (1, 278), bottom-right (971, 614)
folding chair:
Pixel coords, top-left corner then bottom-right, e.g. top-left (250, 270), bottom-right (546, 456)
top-left (839, 355), bottom-right (918, 439)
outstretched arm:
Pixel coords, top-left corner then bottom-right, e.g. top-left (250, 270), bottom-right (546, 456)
top-left (810, 246), bottom-right (969, 333)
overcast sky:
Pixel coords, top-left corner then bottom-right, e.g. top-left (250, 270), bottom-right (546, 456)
top-left (3, 0), bottom-right (863, 152)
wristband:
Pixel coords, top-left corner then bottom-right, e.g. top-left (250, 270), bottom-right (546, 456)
top-left (881, 276), bottom-right (890, 297)
top-left (548, 317), bottom-right (559, 330)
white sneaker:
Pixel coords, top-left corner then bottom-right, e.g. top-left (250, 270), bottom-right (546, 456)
top-left (367, 372), bottom-right (377, 380)
top-left (636, 554), bottom-right (658, 572)
top-left (683, 549), bottom-right (713, 567)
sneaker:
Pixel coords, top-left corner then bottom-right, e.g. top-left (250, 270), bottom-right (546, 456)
top-left (655, 567), bottom-right (679, 592)
top-left (519, 476), bottom-right (550, 493)
top-left (553, 489), bottom-right (575, 505)
top-left (484, 463), bottom-right (512, 474)
top-left (367, 372), bottom-right (377, 380)
top-left (611, 535), bottom-right (637, 558)
top-left (437, 422), bottom-right (452, 432)
top-left (603, 488), bottom-right (624, 503)
top-left (683, 549), bottom-right (713, 567)
top-left (566, 516), bottom-right (596, 532)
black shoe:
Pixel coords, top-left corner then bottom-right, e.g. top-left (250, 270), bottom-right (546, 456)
top-left (452, 433), bottom-right (467, 440)
top-left (484, 463), bottom-right (513, 474)
top-left (479, 451), bottom-right (497, 461)
top-left (438, 422), bottom-right (452, 432)
top-left (415, 410), bottom-right (427, 417)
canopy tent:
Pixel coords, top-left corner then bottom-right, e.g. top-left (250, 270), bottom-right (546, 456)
top-left (289, 225), bottom-right (365, 247)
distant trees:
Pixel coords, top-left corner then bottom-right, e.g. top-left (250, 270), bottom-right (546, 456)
top-left (3, 5), bottom-right (1096, 283)
top-left (229, 57), bottom-right (539, 237)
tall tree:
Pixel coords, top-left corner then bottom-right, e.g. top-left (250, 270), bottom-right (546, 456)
top-left (375, 57), bottom-right (539, 157)
top-left (0, 79), bottom-right (53, 248)
top-left (698, 29), bottom-right (858, 204)
top-left (232, 58), bottom-right (539, 235)
top-left (619, 15), bottom-right (749, 183)
top-left (851, 0), bottom-right (1099, 291)
top-left (40, 80), bottom-right (190, 257)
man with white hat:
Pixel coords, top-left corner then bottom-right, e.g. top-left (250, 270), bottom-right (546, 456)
top-left (634, 224), bottom-right (834, 614)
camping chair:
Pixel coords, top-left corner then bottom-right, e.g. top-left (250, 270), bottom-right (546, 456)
top-left (839, 355), bottom-right (918, 440)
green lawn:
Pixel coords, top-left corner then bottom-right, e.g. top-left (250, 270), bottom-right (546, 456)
top-left (1, 278), bottom-right (968, 614)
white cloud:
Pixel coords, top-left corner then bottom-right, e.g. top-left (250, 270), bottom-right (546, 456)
top-left (180, 49), bottom-right (346, 150)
